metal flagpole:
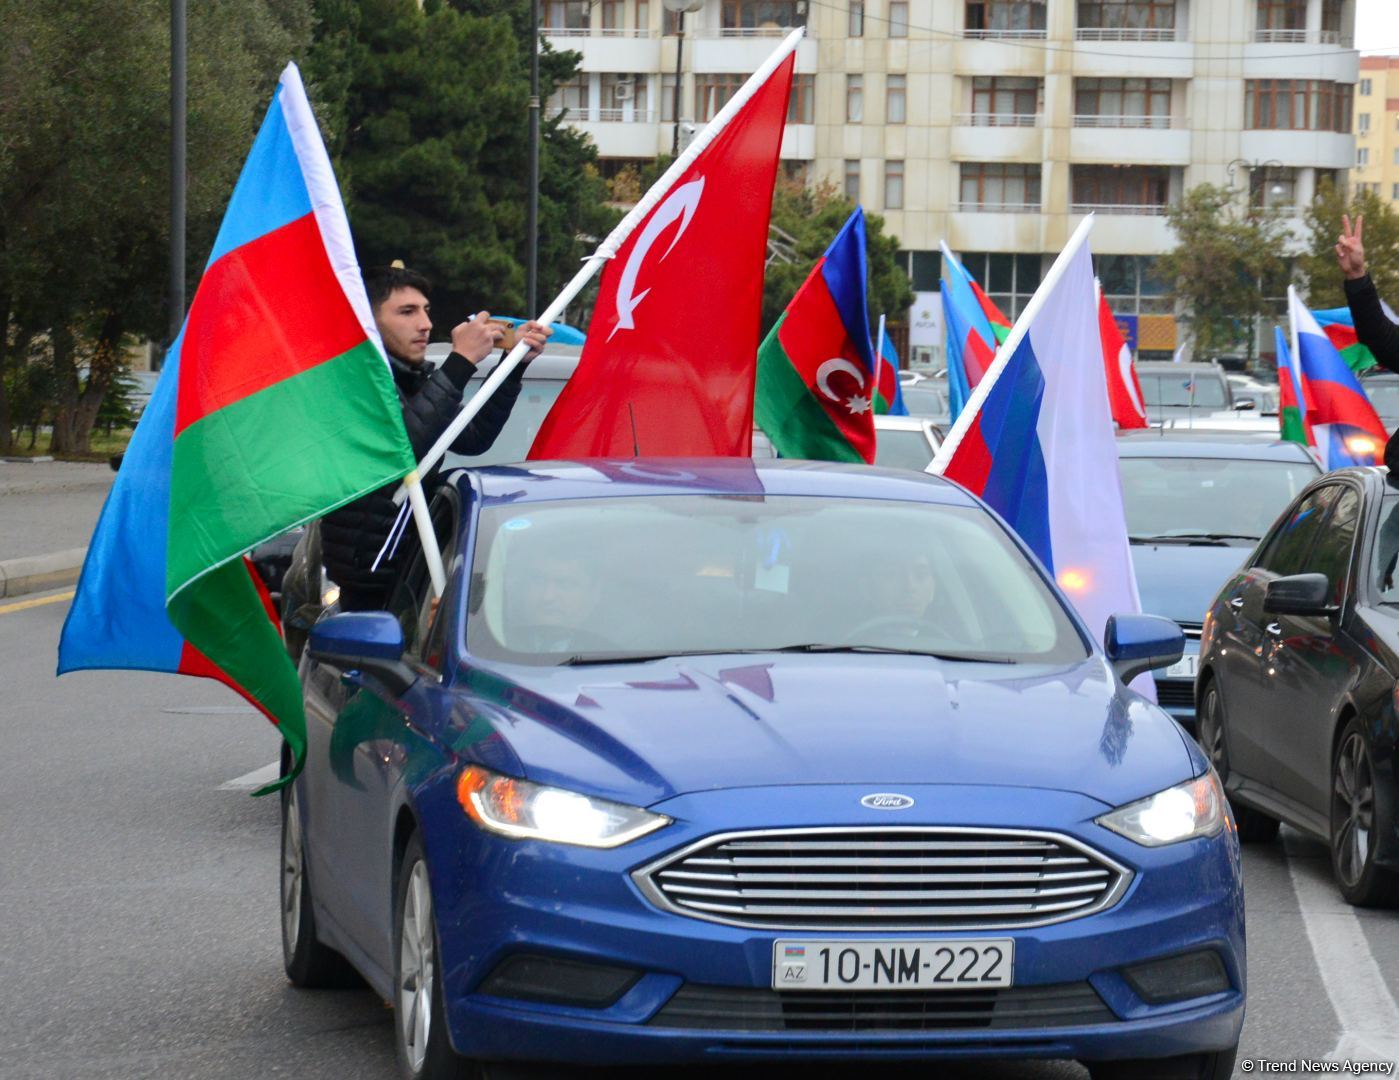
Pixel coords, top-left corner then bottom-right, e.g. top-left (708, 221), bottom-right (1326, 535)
top-left (393, 26), bottom-right (806, 506)
top-left (402, 471), bottom-right (446, 597)
top-left (169, 0), bottom-right (187, 351)
top-left (875, 313), bottom-right (886, 404)
top-left (929, 214), bottom-right (1096, 475)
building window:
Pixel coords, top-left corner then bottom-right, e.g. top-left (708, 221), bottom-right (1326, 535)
top-left (1076, 0), bottom-right (1175, 38)
top-left (788, 74), bottom-right (815, 124)
top-left (660, 74), bottom-right (681, 122)
top-left (1322, 0), bottom-right (1344, 38)
top-left (844, 159), bottom-right (861, 200)
top-left (637, 0), bottom-right (650, 31)
top-left (849, 0), bottom-right (865, 35)
top-left (958, 252), bottom-right (1043, 320)
top-left (889, 0), bottom-right (909, 37)
top-left (783, 160), bottom-right (811, 185)
top-left (887, 74), bottom-right (907, 123)
top-left (1393, 183), bottom-right (1399, 201)
top-left (543, 0), bottom-right (590, 31)
top-left (1096, 254), bottom-right (1168, 315)
top-left (696, 73), bottom-right (744, 122)
top-left (663, 7), bottom-right (681, 33)
top-left (1360, 78), bottom-right (1373, 96)
top-left (1255, 0), bottom-right (1305, 36)
top-left (847, 74), bottom-right (864, 123)
top-left (959, 163), bottom-right (1042, 211)
top-left (1074, 77), bottom-right (1172, 127)
top-left (885, 160), bottom-right (905, 210)
top-left (964, 0), bottom-right (1047, 37)
top-left (1071, 164), bottom-right (1171, 212)
top-left (600, 73), bottom-right (649, 119)
top-left (1249, 167), bottom-right (1297, 213)
top-left (969, 76), bottom-right (1040, 125)
top-left (1360, 112), bottom-right (1371, 133)
top-left (550, 72), bottom-right (590, 119)
top-left (1358, 147), bottom-right (1370, 167)
top-left (720, 0), bottom-right (806, 34)
top-left (1245, 80), bottom-right (1353, 133)
top-left (601, 0), bottom-right (624, 31)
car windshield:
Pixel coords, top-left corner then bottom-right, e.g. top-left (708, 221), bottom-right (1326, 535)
top-left (1119, 456), bottom-right (1318, 543)
top-left (873, 428), bottom-right (934, 472)
top-left (443, 378), bottom-right (567, 468)
top-left (465, 495), bottom-right (1087, 666)
top-left (1138, 372), bottom-right (1229, 409)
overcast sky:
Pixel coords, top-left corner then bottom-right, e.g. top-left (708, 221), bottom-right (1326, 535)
top-left (1357, 0), bottom-right (1399, 55)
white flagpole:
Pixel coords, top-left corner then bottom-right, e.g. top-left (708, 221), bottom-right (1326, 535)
top-left (929, 214), bottom-right (1096, 475)
top-left (392, 26), bottom-right (806, 506)
top-left (403, 471), bottom-right (446, 596)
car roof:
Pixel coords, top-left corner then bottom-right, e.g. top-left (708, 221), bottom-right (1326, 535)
top-left (873, 414), bottom-right (936, 431)
top-left (425, 344), bottom-right (582, 379)
top-left (457, 457), bottom-right (977, 508)
top-left (1136, 361), bottom-right (1225, 374)
top-left (1115, 431), bottom-right (1319, 461)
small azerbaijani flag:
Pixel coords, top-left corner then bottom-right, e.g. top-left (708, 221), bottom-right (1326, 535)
top-left (970, 277), bottom-right (1013, 346)
top-left (874, 326), bottom-right (908, 416)
top-left (1289, 287), bottom-right (1388, 470)
top-left (784, 945), bottom-right (806, 957)
top-left (755, 208), bottom-right (878, 463)
top-left (934, 224), bottom-right (1147, 669)
top-left (1274, 325), bottom-right (1314, 450)
top-left (58, 64), bottom-right (415, 792)
top-left (1312, 301), bottom-right (1399, 375)
top-left (939, 245), bottom-right (999, 423)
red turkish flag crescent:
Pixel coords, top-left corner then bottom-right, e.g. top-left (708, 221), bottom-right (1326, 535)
top-left (1098, 290), bottom-right (1148, 430)
top-left (529, 54), bottom-right (796, 459)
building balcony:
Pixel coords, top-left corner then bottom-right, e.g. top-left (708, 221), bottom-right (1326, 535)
top-left (952, 112), bottom-right (1040, 128)
top-left (1071, 124), bottom-right (1190, 166)
top-left (962, 28), bottom-right (1047, 39)
top-left (545, 33), bottom-right (662, 71)
top-left (1071, 202), bottom-right (1169, 215)
top-left (541, 27), bottom-right (657, 37)
top-left (1072, 114), bottom-right (1181, 130)
top-left (1075, 27), bottom-right (1177, 42)
top-left (950, 123), bottom-right (1043, 161)
top-left (957, 201), bottom-right (1041, 213)
top-left (1253, 28), bottom-right (1350, 46)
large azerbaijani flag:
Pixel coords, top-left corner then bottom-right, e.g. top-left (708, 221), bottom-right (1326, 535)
top-left (755, 208), bottom-right (879, 463)
top-left (939, 246), bottom-right (1003, 422)
top-left (1290, 287), bottom-right (1387, 470)
top-left (58, 64), bottom-right (415, 791)
top-left (1312, 302), bottom-right (1399, 375)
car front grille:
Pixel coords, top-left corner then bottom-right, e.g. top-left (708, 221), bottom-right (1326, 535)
top-left (633, 828), bottom-right (1130, 931)
top-left (1153, 680), bottom-right (1196, 709)
top-left (647, 981), bottom-right (1115, 1032)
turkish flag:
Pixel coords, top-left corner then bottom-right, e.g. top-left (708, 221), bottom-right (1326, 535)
top-left (1097, 290), bottom-right (1148, 430)
top-left (529, 54), bottom-right (796, 459)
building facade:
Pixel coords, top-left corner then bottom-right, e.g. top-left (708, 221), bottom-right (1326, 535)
top-left (1353, 55), bottom-right (1399, 206)
top-left (547, 0), bottom-right (1357, 361)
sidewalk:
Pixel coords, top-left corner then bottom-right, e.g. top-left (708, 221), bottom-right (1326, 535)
top-left (0, 459), bottom-right (113, 597)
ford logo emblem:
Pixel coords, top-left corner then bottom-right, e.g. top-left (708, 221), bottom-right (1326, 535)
top-left (860, 793), bottom-right (915, 810)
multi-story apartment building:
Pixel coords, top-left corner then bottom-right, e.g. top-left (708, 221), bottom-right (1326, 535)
top-left (1353, 55), bottom-right (1399, 206)
top-left (547, 0), bottom-right (1356, 361)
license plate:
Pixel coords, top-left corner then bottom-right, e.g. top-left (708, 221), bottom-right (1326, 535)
top-left (1165, 654), bottom-right (1199, 679)
top-left (772, 939), bottom-right (1014, 991)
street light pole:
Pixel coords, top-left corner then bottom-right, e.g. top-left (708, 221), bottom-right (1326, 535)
top-left (671, 10), bottom-right (686, 157)
top-left (169, 0), bottom-right (187, 354)
top-left (526, 0), bottom-right (540, 314)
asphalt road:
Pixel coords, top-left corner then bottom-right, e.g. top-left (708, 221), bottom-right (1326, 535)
top-left (3, 588), bottom-right (1399, 1080)
top-left (0, 460), bottom-right (113, 562)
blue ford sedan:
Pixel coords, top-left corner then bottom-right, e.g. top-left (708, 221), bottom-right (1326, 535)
top-left (283, 459), bottom-right (1244, 1080)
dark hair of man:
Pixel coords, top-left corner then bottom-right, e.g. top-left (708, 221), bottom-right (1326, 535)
top-left (363, 265), bottom-right (432, 311)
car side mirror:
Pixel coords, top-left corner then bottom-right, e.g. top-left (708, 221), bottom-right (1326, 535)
top-left (1234, 400), bottom-right (1256, 411)
top-left (1104, 613), bottom-right (1185, 686)
top-left (308, 612), bottom-right (417, 697)
top-left (1263, 573), bottom-right (1334, 616)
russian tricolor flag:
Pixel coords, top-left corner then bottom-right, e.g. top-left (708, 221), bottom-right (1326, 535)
top-left (931, 224), bottom-right (1145, 659)
top-left (1289, 287), bottom-right (1388, 470)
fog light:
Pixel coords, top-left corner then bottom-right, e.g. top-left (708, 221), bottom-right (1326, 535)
top-left (478, 953), bottom-right (641, 1008)
top-left (1122, 949), bottom-right (1229, 1005)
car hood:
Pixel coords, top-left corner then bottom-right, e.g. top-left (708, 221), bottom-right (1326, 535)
top-left (452, 654), bottom-right (1193, 811)
top-left (1131, 543), bottom-right (1247, 628)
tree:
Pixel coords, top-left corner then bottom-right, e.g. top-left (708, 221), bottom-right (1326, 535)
top-left (1154, 183), bottom-right (1292, 367)
top-left (761, 180), bottom-right (913, 345)
top-left (1298, 179), bottom-right (1399, 309)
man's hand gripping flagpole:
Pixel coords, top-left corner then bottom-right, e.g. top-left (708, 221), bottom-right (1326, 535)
top-left (391, 26), bottom-right (806, 517)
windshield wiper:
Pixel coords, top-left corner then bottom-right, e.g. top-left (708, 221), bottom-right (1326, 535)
top-left (1130, 532), bottom-right (1256, 546)
top-left (557, 645), bottom-right (1019, 665)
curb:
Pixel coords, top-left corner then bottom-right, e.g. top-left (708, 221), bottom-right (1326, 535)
top-left (0, 548), bottom-right (87, 599)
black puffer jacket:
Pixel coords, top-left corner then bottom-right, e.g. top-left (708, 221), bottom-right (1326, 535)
top-left (322, 350), bottom-right (523, 609)
top-left (1343, 275), bottom-right (1399, 472)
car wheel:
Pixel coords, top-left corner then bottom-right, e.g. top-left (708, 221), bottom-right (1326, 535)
top-left (396, 834), bottom-right (471, 1080)
top-left (1330, 716), bottom-right (1399, 908)
top-left (1088, 1045), bottom-right (1237, 1080)
top-left (1197, 680), bottom-right (1279, 844)
top-left (281, 783), bottom-right (361, 987)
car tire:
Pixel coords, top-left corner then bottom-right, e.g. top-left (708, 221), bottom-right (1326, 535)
top-left (1197, 679), bottom-right (1279, 844)
top-left (1330, 716), bottom-right (1399, 908)
top-left (281, 783), bottom-right (362, 988)
top-left (395, 834), bottom-right (471, 1080)
top-left (1087, 1045), bottom-right (1237, 1080)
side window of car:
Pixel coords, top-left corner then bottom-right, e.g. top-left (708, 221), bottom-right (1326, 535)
top-left (385, 492), bottom-right (460, 669)
top-left (1255, 485), bottom-right (1339, 577)
top-left (1305, 487), bottom-right (1361, 607)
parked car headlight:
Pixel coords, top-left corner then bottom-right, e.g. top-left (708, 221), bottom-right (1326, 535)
top-left (1096, 772), bottom-right (1226, 847)
top-left (456, 765), bottom-right (670, 848)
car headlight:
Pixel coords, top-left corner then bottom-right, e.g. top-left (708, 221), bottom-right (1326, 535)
top-left (1096, 772), bottom-right (1226, 847)
top-left (456, 765), bottom-right (670, 848)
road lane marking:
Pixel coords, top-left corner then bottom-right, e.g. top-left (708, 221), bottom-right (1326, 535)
top-left (1284, 832), bottom-right (1399, 1067)
top-left (219, 762), bottom-right (281, 791)
top-left (0, 589), bottom-right (75, 615)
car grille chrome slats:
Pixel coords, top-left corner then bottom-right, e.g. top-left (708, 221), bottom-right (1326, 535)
top-left (1153, 680), bottom-right (1196, 709)
top-left (634, 828), bottom-right (1131, 931)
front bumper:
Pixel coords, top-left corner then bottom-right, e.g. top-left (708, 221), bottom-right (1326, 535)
top-left (421, 783), bottom-right (1245, 1066)
top-left (1154, 640), bottom-right (1201, 731)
